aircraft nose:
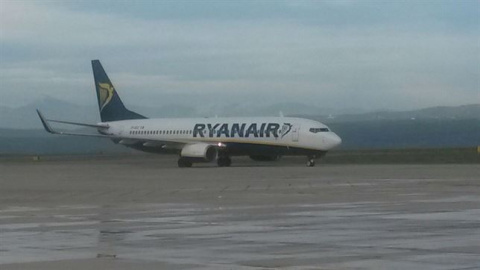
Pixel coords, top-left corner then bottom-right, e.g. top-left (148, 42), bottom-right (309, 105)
top-left (324, 132), bottom-right (342, 149)
top-left (331, 132), bottom-right (342, 148)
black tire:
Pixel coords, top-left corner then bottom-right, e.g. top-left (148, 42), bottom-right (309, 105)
top-left (306, 159), bottom-right (315, 167)
top-left (217, 157), bottom-right (232, 167)
top-left (224, 157), bottom-right (232, 167)
top-left (178, 158), bottom-right (193, 168)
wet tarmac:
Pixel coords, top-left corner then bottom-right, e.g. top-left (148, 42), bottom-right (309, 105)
top-left (1, 156), bottom-right (479, 269)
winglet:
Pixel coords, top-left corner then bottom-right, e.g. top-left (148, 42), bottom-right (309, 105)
top-left (36, 109), bottom-right (56, 134)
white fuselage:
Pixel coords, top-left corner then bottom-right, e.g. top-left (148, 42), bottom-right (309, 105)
top-left (103, 116), bottom-right (342, 154)
top-left (37, 60), bottom-right (342, 167)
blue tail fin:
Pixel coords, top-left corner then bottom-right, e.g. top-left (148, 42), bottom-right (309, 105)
top-left (92, 60), bottom-right (147, 122)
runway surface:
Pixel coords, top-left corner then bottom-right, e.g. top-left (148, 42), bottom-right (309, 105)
top-left (1, 156), bottom-right (479, 269)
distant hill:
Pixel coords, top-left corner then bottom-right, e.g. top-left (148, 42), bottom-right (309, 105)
top-left (1, 98), bottom-right (479, 155)
top-left (309, 104), bottom-right (480, 123)
top-left (1, 97), bottom-right (479, 129)
top-left (0, 97), bottom-right (100, 129)
top-left (0, 128), bottom-right (131, 155)
top-left (329, 119), bottom-right (480, 150)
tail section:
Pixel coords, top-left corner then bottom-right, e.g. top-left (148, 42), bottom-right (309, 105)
top-left (92, 60), bottom-right (147, 122)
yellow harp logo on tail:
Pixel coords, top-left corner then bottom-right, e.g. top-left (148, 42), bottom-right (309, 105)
top-left (98, 83), bottom-right (115, 111)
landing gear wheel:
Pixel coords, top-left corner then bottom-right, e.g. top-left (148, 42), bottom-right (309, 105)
top-left (306, 156), bottom-right (315, 167)
top-left (178, 158), bottom-right (193, 168)
top-left (224, 157), bottom-right (231, 167)
top-left (217, 157), bottom-right (232, 167)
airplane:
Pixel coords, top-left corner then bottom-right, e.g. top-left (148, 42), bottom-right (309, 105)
top-left (37, 60), bottom-right (342, 167)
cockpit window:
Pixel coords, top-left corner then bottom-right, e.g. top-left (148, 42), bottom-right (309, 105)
top-left (309, 127), bottom-right (329, 133)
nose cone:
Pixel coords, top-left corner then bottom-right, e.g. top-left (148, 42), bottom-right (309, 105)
top-left (324, 132), bottom-right (342, 149)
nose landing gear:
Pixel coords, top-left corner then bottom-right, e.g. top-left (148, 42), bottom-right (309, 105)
top-left (306, 156), bottom-right (316, 167)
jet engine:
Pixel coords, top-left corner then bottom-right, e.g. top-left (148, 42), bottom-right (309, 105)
top-left (180, 143), bottom-right (217, 162)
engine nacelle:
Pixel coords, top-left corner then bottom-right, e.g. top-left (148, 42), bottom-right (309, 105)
top-left (181, 143), bottom-right (217, 162)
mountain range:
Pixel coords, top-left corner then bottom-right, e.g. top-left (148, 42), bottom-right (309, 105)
top-left (0, 97), bottom-right (479, 155)
top-left (1, 97), bottom-right (479, 129)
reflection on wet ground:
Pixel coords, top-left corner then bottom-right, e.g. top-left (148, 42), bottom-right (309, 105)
top-left (2, 199), bottom-right (480, 269)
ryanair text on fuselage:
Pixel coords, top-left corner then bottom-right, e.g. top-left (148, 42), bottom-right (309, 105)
top-left (193, 123), bottom-right (293, 139)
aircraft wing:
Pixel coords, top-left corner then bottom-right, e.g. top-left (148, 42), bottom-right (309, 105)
top-left (36, 109), bottom-right (189, 149)
top-left (37, 109), bottom-right (112, 138)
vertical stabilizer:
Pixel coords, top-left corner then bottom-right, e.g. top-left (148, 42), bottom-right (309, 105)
top-left (92, 60), bottom-right (147, 122)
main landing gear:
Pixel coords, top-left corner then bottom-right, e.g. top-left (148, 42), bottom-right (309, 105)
top-left (177, 157), bottom-right (192, 168)
top-left (217, 156), bottom-right (232, 167)
top-left (306, 156), bottom-right (316, 167)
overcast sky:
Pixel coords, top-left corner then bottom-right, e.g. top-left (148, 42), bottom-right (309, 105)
top-left (1, 0), bottom-right (479, 112)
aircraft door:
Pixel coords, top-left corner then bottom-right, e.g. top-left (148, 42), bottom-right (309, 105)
top-left (292, 124), bottom-right (300, 142)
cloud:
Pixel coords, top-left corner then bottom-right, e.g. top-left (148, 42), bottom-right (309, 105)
top-left (0, 1), bottom-right (478, 112)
